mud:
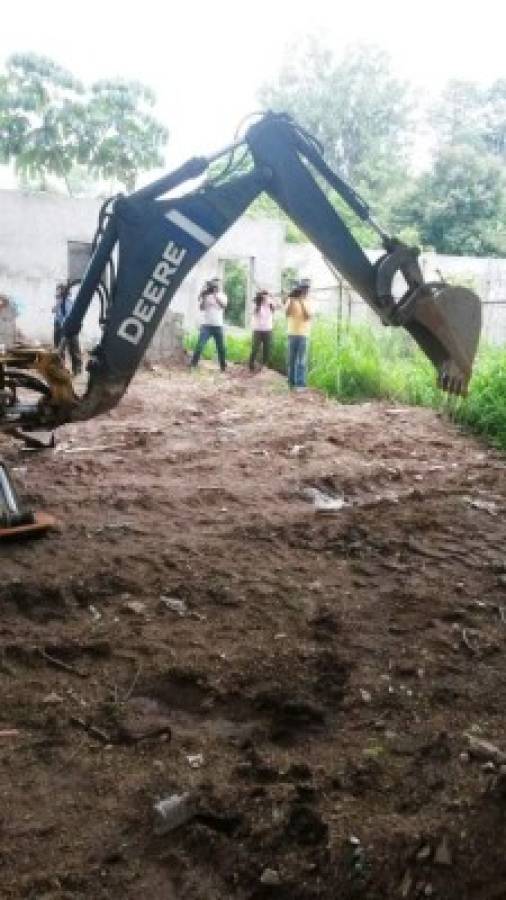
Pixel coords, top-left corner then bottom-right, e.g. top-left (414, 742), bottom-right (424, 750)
top-left (1, 363), bottom-right (506, 899)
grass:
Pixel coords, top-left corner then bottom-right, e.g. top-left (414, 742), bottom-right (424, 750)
top-left (454, 346), bottom-right (506, 451)
top-left (185, 320), bottom-right (506, 452)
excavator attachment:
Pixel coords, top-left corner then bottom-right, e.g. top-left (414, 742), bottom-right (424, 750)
top-left (402, 284), bottom-right (482, 396)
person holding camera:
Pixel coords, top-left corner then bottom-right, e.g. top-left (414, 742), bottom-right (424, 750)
top-left (285, 278), bottom-right (313, 389)
top-left (249, 289), bottom-right (277, 373)
top-left (190, 277), bottom-right (228, 372)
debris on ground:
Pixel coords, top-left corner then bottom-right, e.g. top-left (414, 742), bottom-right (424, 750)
top-left (153, 793), bottom-right (196, 835)
top-left (122, 599), bottom-right (147, 616)
top-left (260, 868), bottom-right (281, 886)
top-left (466, 734), bottom-right (506, 764)
top-left (434, 835), bottom-right (453, 867)
top-left (302, 485), bottom-right (347, 513)
top-left (159, 595), bottom-right (188, 615)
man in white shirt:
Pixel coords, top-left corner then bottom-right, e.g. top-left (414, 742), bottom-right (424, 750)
top-left (190, 277), bottom-right (228, 372)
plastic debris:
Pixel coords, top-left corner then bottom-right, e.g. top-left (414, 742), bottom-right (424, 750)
top-left (466, 734), bottom-right (506, 764)
top-left (303, 486), bottom-right (346, 514)
top-left (160, 596), bottom-right (188, 616)
top-left (260, 868), bottom-right (281, 886)
top-left (123, 600), bottom-right (146, 616)
top-left (153, 793), bottom-right (196, 835)
top-left (463, 496), bottom-right (498, 515)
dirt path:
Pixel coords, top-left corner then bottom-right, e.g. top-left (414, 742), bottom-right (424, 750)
top-left (1, 364), bottom-right (506, 899)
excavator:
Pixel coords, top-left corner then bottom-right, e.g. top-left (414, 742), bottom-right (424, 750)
top-left (0, 112), bottom-right (481, 536)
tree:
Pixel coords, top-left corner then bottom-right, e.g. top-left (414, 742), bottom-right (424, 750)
top-left (260, 40), bottom-right (414, 209)
top-left (430, 78), bottom-right (506, 161)
top-left (0, 53), bottom-right (168, 192)
top-left (392, 77), bottom-right (506, 257)
top-left (394, 145), bottom-right (506, 256)
top-left (483, 79), bottom-right (506, 159)
top-left (78, 79), bottom-right (168, 191)
top-left (0, 53), bottom-right (85, 190)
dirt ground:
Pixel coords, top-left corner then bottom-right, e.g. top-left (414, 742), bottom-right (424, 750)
top-left (1, 362), bottom-right (506, 899)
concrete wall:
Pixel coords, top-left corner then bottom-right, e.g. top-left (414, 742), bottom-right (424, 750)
top-left (2, 187), bottom-right (505, 347)
top-left (285, 245), bottom-right (506, 345)
top-left (0, 190), bottom-right (102, 344)
top-left (172, 217), bottom-right (284, 330)
top-left (0, 189), bottom-right (284, 345)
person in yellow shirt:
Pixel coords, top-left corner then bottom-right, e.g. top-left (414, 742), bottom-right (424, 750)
top-left (285, 278), bottom-right (313, 389)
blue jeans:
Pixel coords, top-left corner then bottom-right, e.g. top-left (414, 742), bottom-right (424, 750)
top-left (191, 325), bottom-right (226, 371)
top-left (288, 335), bottom-right (308, 387)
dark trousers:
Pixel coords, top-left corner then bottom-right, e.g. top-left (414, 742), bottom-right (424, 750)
top-left (54, 323), bottom-right (82, 376)
top-left (249, 330), bottom-right (272, 371)
top-left (288, 334), bottom-right (308, 387)
top-left (191, 325), bottom-right (226, 371)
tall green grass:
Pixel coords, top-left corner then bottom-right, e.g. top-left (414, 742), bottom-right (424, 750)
top-left (454, 347), bottom-right (506, 451)
top-left (271, 318), bottom-right (443, 407)
top-left (185, 320), bottom-right (506, 451)
top-left (185, 330), bottom-right (251, 363)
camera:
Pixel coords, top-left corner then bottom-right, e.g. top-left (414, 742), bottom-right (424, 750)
top-left (200, 279), bottom-right (219, 298)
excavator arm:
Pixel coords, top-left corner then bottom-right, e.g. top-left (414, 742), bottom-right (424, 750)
top-left (0, 113), bottom-right (481, 434)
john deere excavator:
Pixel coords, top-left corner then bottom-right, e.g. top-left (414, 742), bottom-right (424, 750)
top-left (0, 112), bottom-right (482, 535)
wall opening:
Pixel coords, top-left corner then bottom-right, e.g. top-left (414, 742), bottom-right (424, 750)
top-left (67, 241), bottom-right (92, 283)
top-left (281, 266), bottom-right (300, 295)
top-left (220, 257), bottom-right (254, 327)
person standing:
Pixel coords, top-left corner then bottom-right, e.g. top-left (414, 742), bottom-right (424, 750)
top-left (52, 281), bottom-right (82, 376)
top-left (190, 277), bottom-right (228, 372)
top-left (249, 289), bottom-right (276, 373)
top-left (285, 278), bottom-right (313, 389)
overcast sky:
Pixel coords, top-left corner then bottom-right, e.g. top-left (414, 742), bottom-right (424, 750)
top-left (1, 0), bottom-right (504, 187)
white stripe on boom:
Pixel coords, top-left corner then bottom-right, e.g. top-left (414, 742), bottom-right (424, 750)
top-left (165, 210), bottom-right (215, 247)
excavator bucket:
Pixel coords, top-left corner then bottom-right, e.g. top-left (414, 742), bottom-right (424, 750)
top-left (404, 284), bottom-right (482, 396)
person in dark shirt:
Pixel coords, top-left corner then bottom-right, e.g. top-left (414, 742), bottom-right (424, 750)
top-left (52, 282), bottom-right (82, 376)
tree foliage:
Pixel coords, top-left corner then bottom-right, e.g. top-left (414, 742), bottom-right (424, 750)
top-left (259, 39), bottom-right (506, 257)
top-left (403, 77), bottom-right (506, 255)
top-left (0, 53), bottom-right (168, 191)
top-left (393, 146), bottom-right (506, 256)
top-left (261, 40), bottom-right (413, 202)
top-left (82, 80), bottom-right (168, 191)
top-left (431, 78), bottom-right (506, 161)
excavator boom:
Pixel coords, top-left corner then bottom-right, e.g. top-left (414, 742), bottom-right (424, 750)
top-left (0, 112), bottom-right (481, 435)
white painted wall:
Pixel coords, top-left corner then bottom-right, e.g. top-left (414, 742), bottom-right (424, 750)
top-left (0, 189), bottom-right (284, 344)
top-left (285, 244), bottom-right (506, 344)
top-left (0, 190), bottom-right (102, 344)
top-left (2, 187), bottom-right (505, 346)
